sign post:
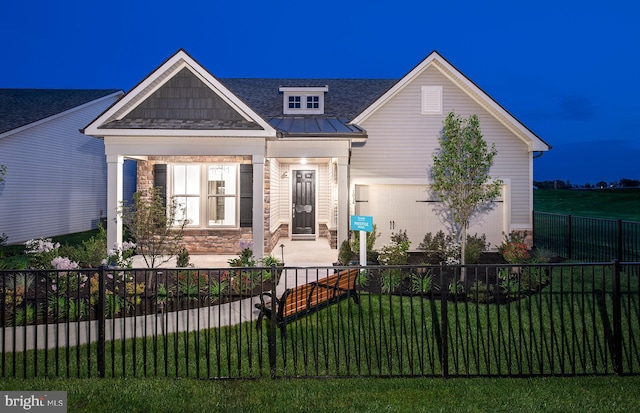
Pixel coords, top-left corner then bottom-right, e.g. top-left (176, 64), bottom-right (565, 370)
top-left (350, 215), bottom-right (373, 266)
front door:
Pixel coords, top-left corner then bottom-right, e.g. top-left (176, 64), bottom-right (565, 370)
top-left (292, 170), bottom-right (315, 239)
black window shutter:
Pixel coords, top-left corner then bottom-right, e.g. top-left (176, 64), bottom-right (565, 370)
top-left (153, 164), bottom-right (167, 206)
top-left (239, 164), bottom-right (253, 227)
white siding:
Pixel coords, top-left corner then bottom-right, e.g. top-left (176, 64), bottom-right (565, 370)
top-left (317, 163), bottom-right (329, 227)
top-left (352, 66), bottom-right (531, 233)
top-left (269, 159), bottom-right (281, 232)
top-left (0, 96), bottom-right (120, 244)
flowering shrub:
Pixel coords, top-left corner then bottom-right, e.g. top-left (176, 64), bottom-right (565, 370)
top-left (440, 240), bottom-right (461, 265)
top-left (499, 231), bottom-right (530, 264)
top-left (177, 270), bottom-right (208, 299)
top-left (25, 238), bottom-right (60, 269)
top-left (102, 241), bottom-right (136, 268)
top-left (501, 242), bottom-right (530, 264)
top-left (209, 272), bottom-right (230, 297)
top-left (378, 230), bottom-right (410, 266)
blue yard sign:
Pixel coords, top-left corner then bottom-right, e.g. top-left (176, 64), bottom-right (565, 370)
top-left (350, 215), bottom-right (373, 232)
top-left (351, 215), bottom-right (373, 266)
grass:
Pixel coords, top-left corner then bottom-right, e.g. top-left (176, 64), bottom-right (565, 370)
top-left (2, 195), bottom-right (639, 409)
top-left (1, 376), bottom-right (640, 412)
top-left (534, 188), bottom-right (640, 222)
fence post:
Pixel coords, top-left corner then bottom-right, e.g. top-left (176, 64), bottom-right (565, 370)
top-left (612, 259), bottom-right (623, 374)
top-left (440, 265), bottom-right (449, 378)
top-left (617, 219), bottom-right (623, 261)
top-left (97, 266), bottom-right (106, 378)
top-left (567, 215), bottom-right (572, 260)
top-left (269, 265), bottom-right (277, 379)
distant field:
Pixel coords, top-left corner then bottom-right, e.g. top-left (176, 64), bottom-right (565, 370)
top-left (534, 188), bottom-right (640, 222)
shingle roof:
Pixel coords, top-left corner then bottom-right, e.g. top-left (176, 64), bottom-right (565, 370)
top-left (218, 78), bottom-right (396, 136)
top-left (0, 89), bottom-right (121, 135)
top-left (100, 118), bottom-right (263, 130)
top-left (220, 78), bottom-right (397, 120)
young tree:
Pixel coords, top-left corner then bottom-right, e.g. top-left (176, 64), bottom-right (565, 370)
top-left (120, 187), bottom-right (187, 268)
top-left (430, 112), bottom-right (502, 273)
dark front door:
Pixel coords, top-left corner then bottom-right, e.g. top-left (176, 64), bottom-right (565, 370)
top-left (292, 170), bottom-right (315, 237)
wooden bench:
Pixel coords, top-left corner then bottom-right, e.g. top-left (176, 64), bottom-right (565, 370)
top-left (254, 268), bottom-right (360, 337)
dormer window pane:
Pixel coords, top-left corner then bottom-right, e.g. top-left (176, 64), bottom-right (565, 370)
top-left (288, 96), bottom-right (301, 108)
top-left (306, 96), bottom-right (319, 109)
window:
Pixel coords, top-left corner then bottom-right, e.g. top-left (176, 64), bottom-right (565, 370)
top-left (173, 165), bottom-right (200, 226)
top-left (288, 96), bottom-right (301, 109)
top-left (306, 95), bottom-right (319, 109)
top-left (207, 165), bottom-right (237, 226)
top-left (279, 86), bottom-right (328, 115)
top-left (172, 164), bottom-right (239, 227)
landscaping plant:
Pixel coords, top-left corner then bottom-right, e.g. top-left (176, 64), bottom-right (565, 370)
top-left (120, 187), bottom-right (187, 268)
top-left (430, 112), bottom-right (502, 278)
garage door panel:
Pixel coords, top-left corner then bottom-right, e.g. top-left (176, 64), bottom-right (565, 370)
top-left (355, 185), bottom-right (505, 250)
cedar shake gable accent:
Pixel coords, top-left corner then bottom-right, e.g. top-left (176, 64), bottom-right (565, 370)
top-left (101, 68), bottom-right (263, 130)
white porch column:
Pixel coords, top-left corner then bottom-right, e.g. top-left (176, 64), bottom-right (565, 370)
top-left (337, 155), bottom-right (349, 248)
top-left (252, 155), bottom-right (265, 259)
top-left (106, 154), bottom-right (124, 250)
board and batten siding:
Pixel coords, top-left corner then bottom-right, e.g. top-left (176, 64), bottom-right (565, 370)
top-left (351, 65), bottom-right (532, 232)
top-left (269, 159), bottom-right (282, 233)
top-left (0, 95), bottom-right (120, 244)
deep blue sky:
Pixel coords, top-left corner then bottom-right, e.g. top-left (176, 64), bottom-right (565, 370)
top-left (2, 0), bottom-right (638, 185)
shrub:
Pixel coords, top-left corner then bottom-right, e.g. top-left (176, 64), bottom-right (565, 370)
top-left (228, 248), bottom-right (256, 267)
top-left (498, 231), bottom-right (530, 264)
top-left (469, 280), bottom-right (493, 303)
top-left (338, 239), bottom-right (353, 265)
top-left (177, 270), bottom-right (208, 299)
top-left (379, 230), bottom-right (410, 266)
top-left (501, 242), bottom-right (529, 264)
top-left (356, 269), bottom-right (370, 287)
top-left (176, 246), bottom-right (191, 268)
top-left (465, 233), bottom-right (488, 264)
top-left (381, 268), bottom-right (403, 294)
top-left (418, 230), bottom-right (446, 264)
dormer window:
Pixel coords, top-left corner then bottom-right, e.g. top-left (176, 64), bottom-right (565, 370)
top-left (279, 86), bottom-right (328, 115)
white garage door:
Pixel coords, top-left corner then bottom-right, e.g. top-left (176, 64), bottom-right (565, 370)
top-left (354, 185), bottom-right (504, 250)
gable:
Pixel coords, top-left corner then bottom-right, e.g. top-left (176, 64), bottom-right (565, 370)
top-left (84, 50), bottom-right (275, 137)
top-left (128, 68), bottom-right (246, 122)
top-left (351, 51), bottom-right (550, 152)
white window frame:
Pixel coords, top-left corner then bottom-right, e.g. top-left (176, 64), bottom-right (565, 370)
top-left (279, 86), bottom-right (328, 115)
top-left (171, 163), bottom-right (240, 229)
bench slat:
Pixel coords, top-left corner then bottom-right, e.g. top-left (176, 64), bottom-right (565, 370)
top-left (255, 268), bottom-right (361, 335)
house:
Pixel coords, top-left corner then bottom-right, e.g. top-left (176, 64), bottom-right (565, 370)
top-left (83, 49), bottom-right (550, 258)
top-left (0, 89), bottom-right (124, 244)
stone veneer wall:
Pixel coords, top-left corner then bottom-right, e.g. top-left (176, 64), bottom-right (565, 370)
top-left (137, 155), bottom-right (254, 254)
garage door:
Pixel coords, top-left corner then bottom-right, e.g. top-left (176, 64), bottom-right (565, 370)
top-left (354, 185), bottom-right (504, 250)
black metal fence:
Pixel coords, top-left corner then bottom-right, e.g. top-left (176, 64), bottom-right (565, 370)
top-left (1, 262), bottom-right (639, 379)
top-left (533, 211), bottom-right (640, 262)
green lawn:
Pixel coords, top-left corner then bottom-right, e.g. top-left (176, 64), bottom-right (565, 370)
top-left (534, 189), bottom-right (640, 222)
top-left (1, 376), bottom-right (639, 412)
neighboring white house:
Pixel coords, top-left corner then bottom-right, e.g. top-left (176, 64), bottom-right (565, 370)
top-left (0, 89), bottom-right (124, 244)
top-left (83, 49), bottom-right (550, 257)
